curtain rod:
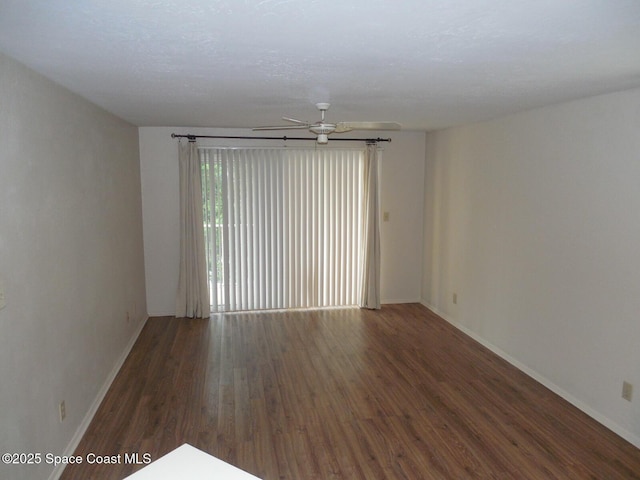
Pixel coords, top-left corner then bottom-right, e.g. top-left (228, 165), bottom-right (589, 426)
top-left (171, 133), bottom-right (391, 144)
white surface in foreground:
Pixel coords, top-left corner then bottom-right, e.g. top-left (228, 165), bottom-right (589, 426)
top-left (124, 444), bottom-right (260, 479)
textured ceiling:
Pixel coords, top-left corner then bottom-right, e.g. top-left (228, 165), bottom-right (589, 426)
top-left (1, 0), bottom-right (640, 130)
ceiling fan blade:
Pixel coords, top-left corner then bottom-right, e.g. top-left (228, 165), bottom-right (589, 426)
top-left (334, 121), bottom-right (402, 133)
top-left (252, 125), bottom-right (310, 131)
top-left (282, 116), bottom-right (310, 125)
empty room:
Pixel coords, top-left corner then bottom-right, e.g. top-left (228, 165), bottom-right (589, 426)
top-left (1, 1), bottom-right (639, 479)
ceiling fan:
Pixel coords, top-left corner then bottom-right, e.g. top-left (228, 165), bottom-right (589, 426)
top-left (253, 103), bottom-right (401, 144)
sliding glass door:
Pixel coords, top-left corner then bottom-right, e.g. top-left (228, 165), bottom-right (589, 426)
top-left (201, 147), bottom-right (364, 312)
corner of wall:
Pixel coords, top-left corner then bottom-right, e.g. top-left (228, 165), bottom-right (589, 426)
top-left (49, 316), bottom-right (149, 480)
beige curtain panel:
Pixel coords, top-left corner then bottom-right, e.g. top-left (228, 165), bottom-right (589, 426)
top-left (176, 141), bottom-right (210, 318)
top-left (359, 144), bottom-right (381, 309)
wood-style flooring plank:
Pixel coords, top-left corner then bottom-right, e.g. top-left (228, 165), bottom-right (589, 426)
top-left (60, 305), bottom-right (640, 479)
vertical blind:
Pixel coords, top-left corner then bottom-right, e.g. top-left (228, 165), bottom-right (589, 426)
top-left (201, 147), bottom-right (365, 312)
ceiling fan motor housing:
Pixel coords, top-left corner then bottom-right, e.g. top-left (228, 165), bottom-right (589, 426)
top-left (309, 124), bottom-right (335, 144)
top-left (309, 124), bottom-right (336, 135)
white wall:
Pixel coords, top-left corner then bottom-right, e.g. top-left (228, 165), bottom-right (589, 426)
top-left (140, 127), bottom-right (426, 315)
top-left (0, 53), bottom-right (147, 480)
top-left (422, 87), bottom-right (640, 446)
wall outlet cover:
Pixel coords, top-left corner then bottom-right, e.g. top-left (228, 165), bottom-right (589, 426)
top-left (622, 381), bottom-right (633, 402)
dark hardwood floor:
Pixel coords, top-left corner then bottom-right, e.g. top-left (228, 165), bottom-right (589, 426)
top-left (60, 304), bottom-right (640, 479)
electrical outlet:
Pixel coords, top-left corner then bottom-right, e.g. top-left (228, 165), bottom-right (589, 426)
top-left (622, 381), bottom-right (633, 402)
top-left (453, 293), bottom-right (458, 305)
top-left (59, 401), bottom-right (66, 422)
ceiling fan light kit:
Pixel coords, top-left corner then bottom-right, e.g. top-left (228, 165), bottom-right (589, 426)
top-left (253, 103), bottom-right (401, 144)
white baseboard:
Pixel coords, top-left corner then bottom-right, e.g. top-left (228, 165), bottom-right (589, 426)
top-left (421, 301), bottom-right (640, 449)
top-left (381, 298), bottom-right (421, 305)
top-left (48, 316), bottom-right (149, 480)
